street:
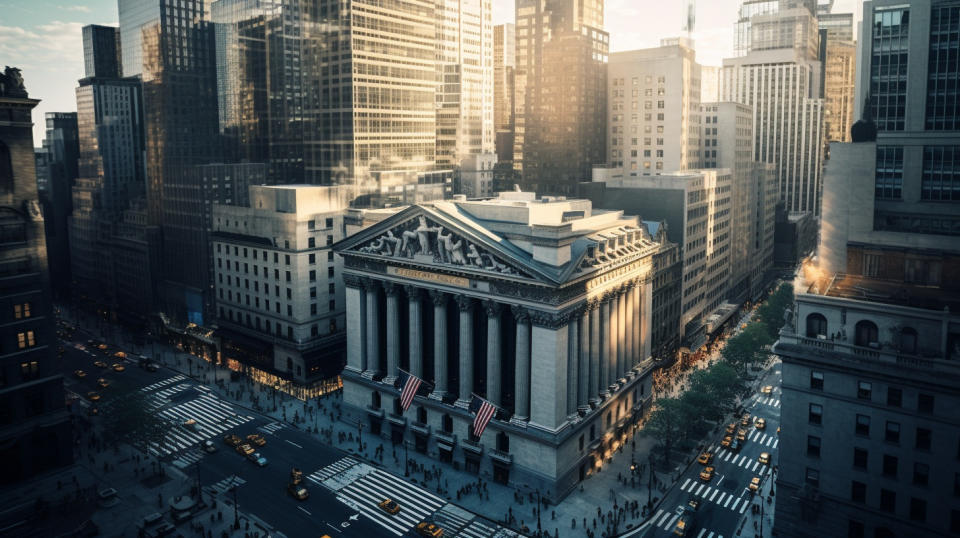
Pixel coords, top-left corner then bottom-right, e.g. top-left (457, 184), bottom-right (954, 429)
top-left (59, 330), bottom-right (515, 538)
top-left (625, 361), bottom-right (781, 538)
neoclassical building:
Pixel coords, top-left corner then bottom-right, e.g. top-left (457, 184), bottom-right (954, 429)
top-left (335, 190), bottom-right (672, 499)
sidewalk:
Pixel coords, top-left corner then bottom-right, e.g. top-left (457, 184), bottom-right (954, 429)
top-left (735, 467), bottom-right (777, 538)
top-left (58, 306), bottom-right (760, 538)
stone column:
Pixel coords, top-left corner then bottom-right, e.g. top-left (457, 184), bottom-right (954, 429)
top-left (345, 280), bottom-right (364, 373)
top-left (365, 280), bottom-right (380, 378)
top-left (384, 283), bottom-right (400, 384)
top-left (485, 301), bottom-right (502, 406)
top-left (429, 290), bottom-right (448, 399)
top-left (579, 304), bottom-right (591, 410)
top-left (625, 282), bottom-right (634, 376)
top-left (405, 285), bottom-right (423, 378)
top-left (608, 292), bottom-right (619, 391)
top-left (589, 301), bottom-right (601, 404)
top-left (456, 295), bottom-right (474, 407)
top-left (512, 306), bottom-right (531, 422)
top-left (617, 287), bottom-right (626, 380)
top-left (566, 313), bottom-right (579, 418)
top-left (633, 281), bottom-right (642, 369)
top-left (598, 297), bottom-right (610, 398)
top-left (643, 279), bottom-right (653, 361)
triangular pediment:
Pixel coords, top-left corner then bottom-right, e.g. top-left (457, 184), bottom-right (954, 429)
top-left (335, 206), bottom-right (546, 282)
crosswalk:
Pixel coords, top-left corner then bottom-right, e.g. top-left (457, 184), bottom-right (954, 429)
top-left (306, 457), bottom-right (360, 485)
top-left (756, 396), bottom-right (780, 408)
top-left (205, 475), bottom-right (246, 496)
top-left (172, 448), bottom-right (204, 469)
top-left (677, 479), bottom-right (751, 514)
top-left (311, 458), bottom-right (446, 536)
top-left (140, 374), bottom-right (187, 393)
top-left (146, 394), bottom-right (254, 457)
top-left (431, 504), bottom-right (502, 538)
top-left (647, 508), bottom-right (725, 537)
top-left (258, 421), bottom-right (286, 435)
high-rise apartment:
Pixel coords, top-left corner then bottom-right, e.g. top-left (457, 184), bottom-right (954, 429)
top-left (514, 0), bottom-right (608, 194)
top-left (818, 2), bottom-right (857, 145)
top-left (723, 0), bottom-right (825, 215)
top-left (119, 0), bottom-right (222, 324)
top-left (82, 24), bottom-right (122, 79)
top-left (494, 23), bottom-right (516, 167)
top-left (212, 185), bottom-right (348, 384)
top-left (606, 40), bottom-right (702, 178)
top-left (0, 69), bottom-right (73, 484)
top-left (776, 2), bottom-right (960, 536)
top-left (435, 0), bottom-right (494, 168)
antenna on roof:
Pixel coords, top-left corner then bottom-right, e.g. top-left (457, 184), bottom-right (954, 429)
top-left (682, 0), bottom-right (696, 38)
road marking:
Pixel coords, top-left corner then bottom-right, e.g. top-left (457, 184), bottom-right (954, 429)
top-left (654, 510), bottom-right (670, 527)
top-left (722, 451), bottom-right (732, 461)
top-left (285, 440), bottom-right (303, 449)
top-left (697, 529), bottom-right (707, 538)
top-left (715, 492), bottom-right (726, 505)
top-left (681, 478), bottom-right (691, 490)
top-left (751, 461), bottom-right (760, 472)
top-left (773, 439), bottom-right (779, 449)
top-left (709, 489), bottom-right (719, 501)
top-left (664, 514), bottom-right (680, 530)
top-left (723, 496), bottom-right (733, 508)
top-left (699, 486), bottom-right (712, 498)
top-left (298, 506), bottom-right (312, 516)
top-left (730, 499), bottom-right (740, 512)
top-left (740, 501), bottom-right (749, 514)
top-left (326, 523), bottom-right (342, 533)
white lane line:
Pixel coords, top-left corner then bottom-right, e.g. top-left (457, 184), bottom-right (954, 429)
top-left (286, 440), bottom-right (303, 449)
top-left (740, 501), bottom-right (749, 514)
top-left (664, 514), bottom-right (680, 530)
top-left (709, 489), bottom-right (719, 501)
top-left (298, 506), bottom-right (311, 516)
top-left (751, 461), bottom-right (760, 472)
top-left (681, 478), bottom-right (691, 490)
top-left (654, 510), bottom-right (670, 527)
top-left (699, 486), bottom-right (712, 498)
top-left (715, 492), bottom-right (726, 505)
top-left (773, 439), bottom-right (779, 449)
top-left (695, 484), bottom-right (705, 495)
top-left (697, 529), bottom-right (707, 538)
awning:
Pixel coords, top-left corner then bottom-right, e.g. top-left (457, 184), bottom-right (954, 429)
top-left (216, 326), bottom-right (272, 353)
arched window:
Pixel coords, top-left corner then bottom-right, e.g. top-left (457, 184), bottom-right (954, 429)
top-left (806, 313), bottom-right (828, 338)
top-left (900, 327), bottom-right (918, 354)
top-left (371, 391), bottom-right (381, 409)
top-left (855, 320), bottom-right (879, 347)
top-left (0, 142), bottom-right (12, 194)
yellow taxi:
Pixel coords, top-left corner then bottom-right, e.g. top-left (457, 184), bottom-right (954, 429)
top-left (86, 391), bottom-right (101, 402)
top-left (758, 452), bottom-right (770, 465)
top-left (736, 429), bottom-right (748, 442)
top-left (223, 434), bottom-right (242, 447)
top-left (246, 433), bottom-right (266, 447)
top-left (740, 413), bottom-right (752, 426)
top-left (721, 435), bottom-right (733, 448)
top-left (725, 422), bottom-right (736, 435)
top-left (697, 452), bottom-right (713, 465)
top-left (112, 363), bottom-right (126, 372)
top-left (749, 476), bottom-right (761, 492)
top-left (416, 522), bottom-right (444, 538)
top-left (699, 466), bottom-right (714, 482)
top-left (93, 360), bottom-right (108, 369)
top-left (754, 417), bottom-right (766, 430)
top-left (761, 385), bottom-right (773, 394)
top-left (378, 499), bottom-right (401, 515)
top-left (97, 378), bottom-right (110, 389)
top-left (236, 443), bottom-right (255, 456)
top-left (74, 369), bottom-right (87, 378)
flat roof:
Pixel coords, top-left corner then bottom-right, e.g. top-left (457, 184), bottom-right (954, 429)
top-left (812, 274), bottom-right (960, 312)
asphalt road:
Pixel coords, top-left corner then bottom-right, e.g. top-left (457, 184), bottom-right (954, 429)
top-left (626, 363), bottom-right (782, 538)
top-left (58, 331), bottom-right (507, 538)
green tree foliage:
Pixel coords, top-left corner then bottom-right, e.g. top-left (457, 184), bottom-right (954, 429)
top-left (646, 398), bottom-right (684, 462)
top-left (721, 322), bottom-right (771, 375)
top-left (756, 282), bottom-right (795, 340)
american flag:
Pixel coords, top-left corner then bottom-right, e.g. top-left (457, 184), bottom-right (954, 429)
top-left (469, 395), bottom-right (497, 438)
top-left (395, 370), bottom-right (422, 413)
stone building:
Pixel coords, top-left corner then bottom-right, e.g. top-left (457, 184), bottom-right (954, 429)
top-left (0, 67), bottom-right (73, 483)
top-left (334, 191), bottom-right (673, 500)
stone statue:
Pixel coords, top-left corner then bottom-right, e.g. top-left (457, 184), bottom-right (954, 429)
top-left (400, 226), bottom-right (419, 257)
top-left (382, 229), bottom-right (401, 256)
top-left (0, 66), bottom-right (26, 97)
top-left (414, 216), bottom-right (436, 255)
top-left (466, 244), bottom-right (484, 267)
top-left (437, 227), bottom-right (466, 264)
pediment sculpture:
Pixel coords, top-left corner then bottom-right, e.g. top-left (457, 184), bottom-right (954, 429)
top-left (357, 215), bottom-right (528, 277)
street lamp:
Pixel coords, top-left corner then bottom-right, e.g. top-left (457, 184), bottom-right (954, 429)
top-left (273, 383), bottom-right (280, 408)
top-left (357, 420), bottom-right (364, 452)
top-left (647, 452), bottom-right (654, 509)
top-left (403, 440), bottom-right (410, 477)
top-left (536, 489), bottom-right (542, 536)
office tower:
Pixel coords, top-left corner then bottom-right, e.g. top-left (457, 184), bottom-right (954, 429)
top-left (458, 153), bottom-right (497, 198)
top-left (514, 0), bottom-right (609, 194)
top-left (776, 1), bottom-right (960, 536)
top-left (702, 102), bottom-right (778, 302)
top-left (336, 190), bottom-right (675, 498)
top-left (36, 112), bottom-right (79, 300)
top-left (211, 0), bottom-right (275, 168)
top-left (119, 0), bottom-right (222, 323)
top-left (590, 170), bottom-right (732, 349)
top-left (606, 40), bottom-right (702, 178)
top-left (307, 0), bottom-right (437, 190)
top-left (82, 24), bottom-right (122, 78)
top-left (213, 185), bottom-right (348, 385)
top-left (722, 0), bottom-right (825, 215)
top-left (0, 68), bottom-right (73, 483)
top-left (494, 23), bottom-right (516, 166)
top-left (435, 0), bottom-right (494, 168)
top-left (818, 2), bottom-right (856, 145)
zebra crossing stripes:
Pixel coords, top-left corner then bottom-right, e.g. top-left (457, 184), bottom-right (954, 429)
top-left (648, 509), bottom-right (725, 537)
top-left (258, 421), bottom-right (286, 435)
top-left (455, 520), bottom-right (498, 538)
top-left (172, 449), bottom-right (204, 469)
top-left (147, 395), bottom-right (253, 457)
top-left (334, 468), bottom-right (446, 536)
top-left (695, 529), bottom-right (723, 538)
top-left (679, 479), bottom-right (747, 514)
top-left (432, 504), bottom-right (499, 538)
top-left (140, 375), bottom-right (187, 393)
top-left (205, 475), bottom-right (245, 496)
top-left (758, 396), bottom-right (780, 407)
top-left (306, 457), bottom-right (360, 485)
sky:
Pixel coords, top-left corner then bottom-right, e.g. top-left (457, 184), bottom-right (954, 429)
top-left (1, 0), bottom-right (862, 144)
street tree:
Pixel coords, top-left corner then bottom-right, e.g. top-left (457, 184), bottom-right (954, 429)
top-left (721, 322), bottom-right (770, 374)
top-left (756, 283), bottom-right (795, 339)
top-left (101, 390), bottom-right (173, 464)
top-left (645, 397), bottom-right (685, 463)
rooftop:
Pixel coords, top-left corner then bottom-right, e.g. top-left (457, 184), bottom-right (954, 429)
top-left (805, 273), bottom-right (960, 312)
